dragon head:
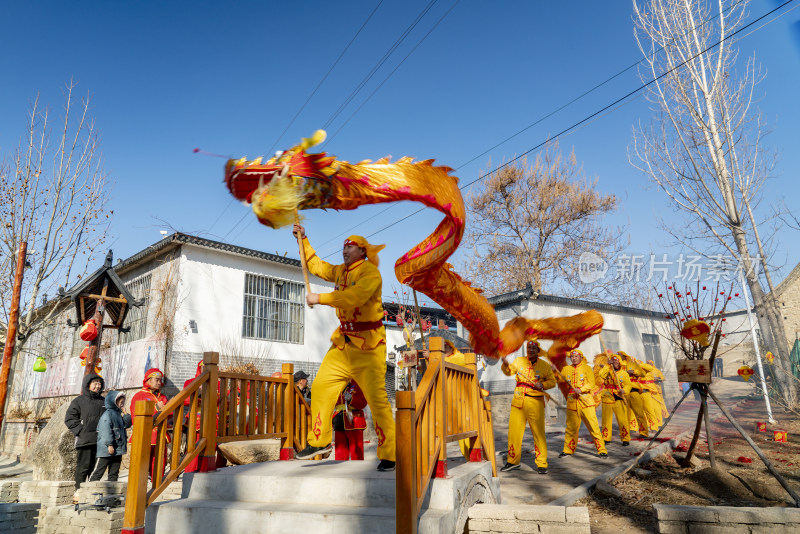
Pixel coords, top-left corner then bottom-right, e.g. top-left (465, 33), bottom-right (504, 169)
top-left (225, 130), bottom-right (336, 228)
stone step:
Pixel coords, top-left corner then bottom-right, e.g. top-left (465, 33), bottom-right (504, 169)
top-left (146, 499), bottom-right (452, 534)
top-left (181, 460), bottom-right (397, 508)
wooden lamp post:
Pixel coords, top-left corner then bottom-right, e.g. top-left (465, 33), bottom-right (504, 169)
top-left (59, 251), bottom-right (144, 375)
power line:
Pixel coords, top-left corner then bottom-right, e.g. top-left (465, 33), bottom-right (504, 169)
top-left (318, 0), bottom-right (798, 255)
top-left (322, 0), bottom-right (440, 131)
top-left (325, 0), bottom-right (461, 145)
top-left (313, 1), bottom-right (748, 253)
top-left (266, 0), bottom-right (386, 156)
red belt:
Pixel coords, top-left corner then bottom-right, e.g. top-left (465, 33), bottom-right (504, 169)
top-left (339, 320), bottom-right (383, 332)
top-left (516, 382), bottom-right (543, 396)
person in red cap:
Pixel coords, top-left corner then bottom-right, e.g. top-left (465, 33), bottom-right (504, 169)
top-left (293, 223), bottom-right (396, 471)
top-left (130, 368), bottom-right (169, 478)
top-left (332, 381), bottom-right (368, 460)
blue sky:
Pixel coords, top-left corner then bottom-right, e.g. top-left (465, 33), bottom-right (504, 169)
top-left (1, 1), bottom-right (798, 304)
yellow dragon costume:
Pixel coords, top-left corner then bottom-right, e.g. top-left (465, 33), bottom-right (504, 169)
top-left (224, 131), bottom-right (604, 366)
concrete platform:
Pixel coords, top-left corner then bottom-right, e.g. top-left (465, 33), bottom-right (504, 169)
top-left (146, 459), bottom-right (499, 534)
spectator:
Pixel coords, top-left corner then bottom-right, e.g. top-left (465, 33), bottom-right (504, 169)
top-left (332, 381), bottom-right (367, 460)
top-left (294, 370), bottom-right (311, 403)
top-left (64, 373), bottom-right (106, 489)
top-left (130, 368), bottom-right (169, 479)
top-left (90, 391), bottom-right (132, 481)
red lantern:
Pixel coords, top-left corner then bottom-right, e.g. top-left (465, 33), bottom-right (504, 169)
top-left (80, 320), bottom-right (98, 342)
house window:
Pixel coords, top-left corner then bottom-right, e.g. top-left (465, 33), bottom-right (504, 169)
top-left (242, 273), bottom-right (304, 344)
top-left (642, 333), bottom-right (663, 368)
top-left (603, 329), bottom-right (620, 353)
top-left (119, 274), bottom-right (151, 344)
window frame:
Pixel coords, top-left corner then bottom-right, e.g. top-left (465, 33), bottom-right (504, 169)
top-left (242, 273), bottom-right (305, 344)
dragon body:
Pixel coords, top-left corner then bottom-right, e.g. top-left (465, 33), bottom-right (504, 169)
top-left (225, 131), bottom-right (602, 362)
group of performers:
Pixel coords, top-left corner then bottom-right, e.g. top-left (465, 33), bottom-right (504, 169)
top-left (499, 341), bottom-right (669, 474)
top-left (283, 224), bottom-right (668, 476)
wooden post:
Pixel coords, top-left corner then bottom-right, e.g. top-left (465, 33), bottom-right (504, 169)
top-left (0, 242), bottom-right (26, 431)
top-left (84, 279), bottom-right (109, 376)
top-left (429, 337), bottom-right (447, 478)
top-left (294, 211), bottom-right (313, 309)
top-left (396, 390), bottom-right (417, 534)
top-left (198, 352), bottom-right (219, 472)
top-left (701, 386), bottom-right (716, 469)
top-left (280, 362), bottom-right (295, 460)
top-left (122, 400), bottom-right (156, 534)
top-left (466, 352), bottom-right (483, 462)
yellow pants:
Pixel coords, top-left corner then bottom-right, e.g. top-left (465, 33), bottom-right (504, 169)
top-left (506, 396), bottom-right (548, 468)
top-left (642, 390), bottom-right (659, 430)
top-left (628, 404), bottom-right (639, 433)
top-left (563, 406), bottom-right (607, 455)
top-left (652, 387), bottom-right (669, 420)
top-left (601, 400), bottom-right (630, 443)
top-left (307, 342), bottom-right (396, 461)
top-left (628, 390), bottom-right (654, 437)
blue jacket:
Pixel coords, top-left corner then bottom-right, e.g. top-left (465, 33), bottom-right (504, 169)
top-left (96, 391), bottom-right (132, 458)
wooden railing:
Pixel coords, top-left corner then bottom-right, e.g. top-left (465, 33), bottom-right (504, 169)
top-left (396, 337), bottom-right (496, 534)
top-left (122, 352), bottom-right (306, 534)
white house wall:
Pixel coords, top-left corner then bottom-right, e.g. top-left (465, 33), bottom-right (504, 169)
top-left (167, 244), bottom-right (338, 387)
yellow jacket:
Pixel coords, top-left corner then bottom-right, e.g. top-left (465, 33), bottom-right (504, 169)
top-left (557, 362), bottom-right (597, 410)
top-left (599, 366), bottom-right (632, 405)
top-left (502, 357), bottom-right (555, 399)
top-left (302, 237), bottom-right (385, 350)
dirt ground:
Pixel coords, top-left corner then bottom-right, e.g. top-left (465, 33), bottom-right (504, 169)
top-left (575, 398), bottom-right (800, 533)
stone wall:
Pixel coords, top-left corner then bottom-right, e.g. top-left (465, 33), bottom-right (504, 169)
top-left (468, 504), bottom-right (590, 534)
top-left (653, 504), bottom-right (800, 533)
top-left (38, 506), bottom-right (124, 534)
top-left (0, 502), bottom-right (40, 534)
top-left (775, 263), bottom-right (800, 346)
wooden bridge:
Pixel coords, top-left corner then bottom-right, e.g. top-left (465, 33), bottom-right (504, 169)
top-left (121, 337), bottom-right (496, 534)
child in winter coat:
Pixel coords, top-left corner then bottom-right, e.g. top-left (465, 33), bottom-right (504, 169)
top-left (90, 391), bottom-right (132, 481)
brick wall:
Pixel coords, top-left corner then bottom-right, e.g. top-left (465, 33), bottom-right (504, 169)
top-left (653, 504), bottom-right (800, 533)
top-left (468, 504), bottom-right (590, 533)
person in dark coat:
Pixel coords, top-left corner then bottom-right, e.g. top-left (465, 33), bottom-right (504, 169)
top-left (90, 391), bottom-right (132, 481)
top-left (64, 373), bottom-right (105, 488)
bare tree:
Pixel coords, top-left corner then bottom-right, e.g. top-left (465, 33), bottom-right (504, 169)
top-left (462, 141), bottom-right (632, 303)
top-left (0, 81), bottom-right (111, 358)
top-left (629, 0), bottom-right (796, 404)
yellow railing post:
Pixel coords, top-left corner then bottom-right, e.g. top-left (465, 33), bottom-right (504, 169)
top-left (198, 351), bottom-right (219, 472)
top-left (429, 337), bottom-right (447, 478)
top-left (466, 352), bottom-right (483, 461)
top-left (395, 390), bottom-right (417, 534)
top-left (122, 400), bottom-right (155, 534)
top-left (280, 362), bottom-right (295, 460)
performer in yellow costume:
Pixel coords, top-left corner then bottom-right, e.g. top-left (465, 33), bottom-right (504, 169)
top-left (647, 359), bottom-right (669, 425)
top-left (443, 340), bottom-right (489, 461)
top-left (597, 354), bottom-right (632, 446)
top-left (555, 350), bottom-right (608, 458)
top-left (293, 224), bottom-right (396, 471)
top-left (619, 351), bottom-right (658, 436)
top-left (500, 341), bottom-right (555, 474)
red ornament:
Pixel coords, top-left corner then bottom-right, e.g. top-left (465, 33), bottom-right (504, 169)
top-left (702, 286), bottom-right (707, 290)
